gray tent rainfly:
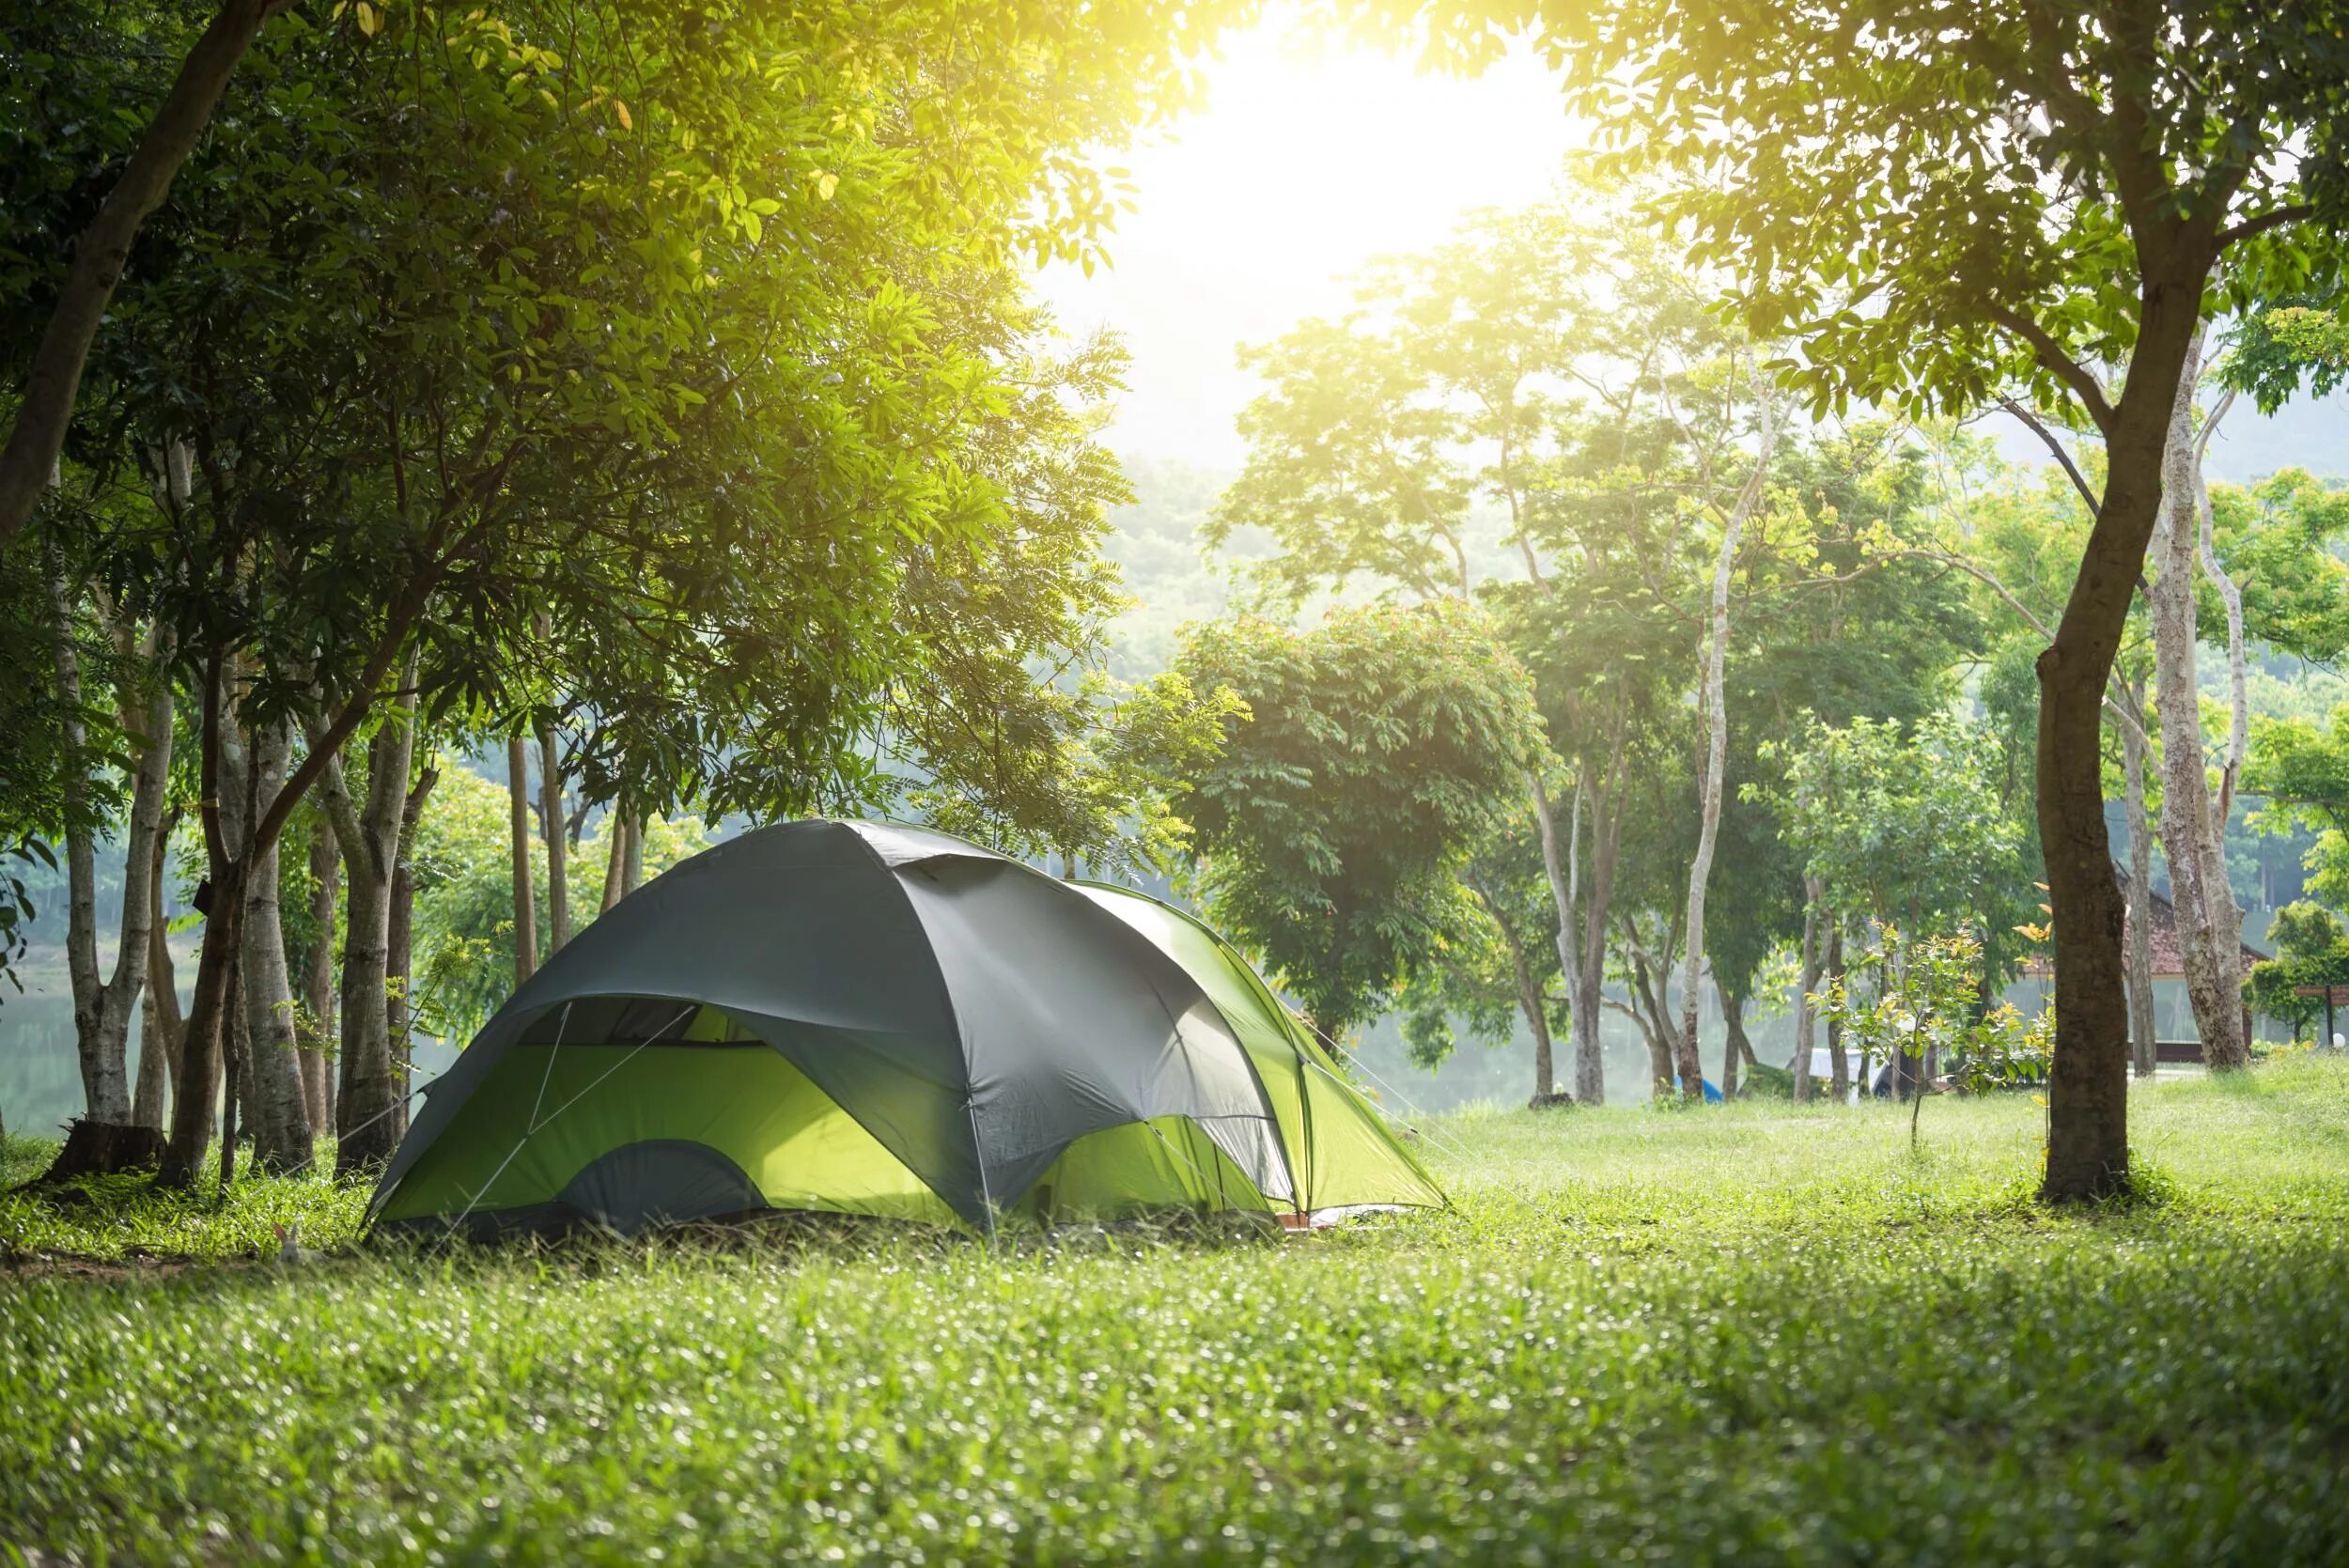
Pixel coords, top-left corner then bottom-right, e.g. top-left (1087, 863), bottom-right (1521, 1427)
top-left (368, 819), bottom-right (1444, 1238)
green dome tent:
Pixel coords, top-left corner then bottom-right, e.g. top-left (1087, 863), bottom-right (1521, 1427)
top-left (368, 819), bottom-right (1442, 1239)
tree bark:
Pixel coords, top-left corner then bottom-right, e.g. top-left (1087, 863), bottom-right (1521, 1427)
top-left (599, 807), bottom-right (630, 913)
top-left (132, 817), bottom-right (184, 1132)
top-left (539, 722), bottom-right (570, 953)
top-left (1717, 979), bottom-right (1752, 1099)
top-left (622, 813), bottom-right (646, 895)
top-left (1792, 877), bottom-right (1822, 1104)
top-left (0, 0), bottom-right (292, 547)
top-left (2037, 283), bottom-right (2206, 1203)
top-left (316, 682), bottom-right (424, 1176)
top-left (1676, 380), bottom-right (1774, 1103)
top-left (1532, 715), bottom-right (1629, 1109)
top-left (385, 764), bottom-right (436, 1141)
top-left (301, 817), bottom-right (338, 1132)
top-left (233, 714), bottom-right (313, 1172)
top-left (2194, 396), bottom-right (2249, 824)
top-left (2147, 334), bottom-right (2250, 1073)
top-left (2118, 684), bottom-right (2159, 1079)
top-left (508, 736), bottom-right (537, 984)
top-left (164, 648), bottom-right (259, 1189)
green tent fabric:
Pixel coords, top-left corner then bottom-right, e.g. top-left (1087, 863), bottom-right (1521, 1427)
top-left (368, 820), bottom-right (1443, 1238)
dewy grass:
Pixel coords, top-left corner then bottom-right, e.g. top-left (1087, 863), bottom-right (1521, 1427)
top-left (5, 1061), bottom-right (2349, 1563)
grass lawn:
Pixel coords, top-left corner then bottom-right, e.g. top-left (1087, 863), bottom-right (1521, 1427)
top-left (5, 1061), bottom-right (2349, 1564)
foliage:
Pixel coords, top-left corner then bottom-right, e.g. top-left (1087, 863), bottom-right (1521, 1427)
top-left (3, 0), bottom-right (1239, 895)
top-left (1381, 0), bottom-right (2349, 426)
top-left (1173, 601), bottom-right (1543, 1045)
top-left (2203, 469), bottom-right (2349, 665)
top-left (1753, 712), bottom-right (2032, 955)
top-left (1812, 926), bottom-right (2052, 1099)
top-left (8, 1063), bottom-right (2349, 1561)
top-left (2242, 901), bottom-right (2349, 1038)
top-left (1395, 801), bottom-right (1563, 1069)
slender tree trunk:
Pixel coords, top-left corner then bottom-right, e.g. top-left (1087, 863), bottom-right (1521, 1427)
top-left (1541, 717), bottom-right (1627, 1109)
top-left (317, 683), bottom-right (423, 1177)
top-left (539, 722), bottom-right (570, 953)
top-left (622, 812), bottom-right (646, 895)
top-left (302, 818), bottom-right (338, 1132)
top-left (384, 764), bottom-right (435, 1141)
top-left (2194, 397), bottom-right (2249, 824)
top-left (1792, 877), bottom-right (1822, 1104)
top-left (132, 818), bottom-right (184, 1132)
top-left (599, 807), bottom-right (630, 913)
top-left (2191, 437), bottom-right (2252, 1063)
top-left (2037, 278), bottom-right (2209, 1202)
top-left (236, 715), bottom-right (313, 1171)
top-left (0, 0), bottom-right (293, 547)
top-left (44, 571), bottom-right (174, 1152)
top-left (2148, 334), bottom-right (2248, 1072)
top-left (1530, 775), bottom-right (1588, 1101)
top-left (508, 736), bottom-right (537, 984)
top-left (2118, 691), bottom-right (2159, 1079)
top-left (1676, 381), bottom-right (1775, 1103)
top-left (1717, 980), bottom-right (1752, 1099)
top-left (1825, 921), bottom-right (1849, 1104)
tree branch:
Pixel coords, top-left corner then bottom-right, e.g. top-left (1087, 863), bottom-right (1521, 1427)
top-left (2217, 204), bottom-right (2313, 248)
top-left (1986, 305), bottom-right (2116, 436)
top-left (1996, 395), bottom-right (2101, 512)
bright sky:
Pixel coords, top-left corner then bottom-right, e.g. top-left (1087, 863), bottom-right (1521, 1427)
top-left (1034, 19), bottom-right (1579, 473)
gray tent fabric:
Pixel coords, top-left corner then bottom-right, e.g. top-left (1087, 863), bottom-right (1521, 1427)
top-left (373, 820), bottom-right (1291, 1230)
top-left (556, 1141), bottom-right (766, 1230)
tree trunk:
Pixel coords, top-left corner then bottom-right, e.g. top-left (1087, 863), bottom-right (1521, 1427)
top-left (2191, 435), bottom-right (2252, 1065)
top-left (0, 0), bottom-right (294, 545)
top-left (385, 764), bottom-right (436, 1141)
top-left (132, 818), bottom-right (184, 1132)
top-left (1533, 720), bottom-right (1628, 1109)
top-left (622, 812), bottom-right (646, 895)
top-left (302, 817), bottom-right (338, 1132)
top-left (234, 715), bottom-right (313, 1172)
top-left (318, 687), bottom-right (423, 1177)
top-left (1792, 877), bottom-right (1822, 1104)
top-left (159, 653), bottom-right (246, 1185)
top-left (1825, 921), bottom-right (1849, 1104)
top-left (1524, 975), bottom-right (1559, 1107)
top-left (2147, 333), bottom-right (2249, 1073)
top-left (539, 722), bottom-right (570, 953)
top-left (1675, 380), bottom-right (1774, 1103)
top-left (599, 808), bottom-right (630, 913)
top-left (219, 941), bottom-right (244, 1192)
top-left (43, 570), bottom-right (173, 1155)
top-left (508, 735), bottom-right (537, 984)
top-left (1717, 979), bottom-right (1752, 1099)
top-left (2118, 689), bottom-right (2159, 1079)
top-left (2194, 398), bottom-right (2249, 824)
top-left (2038, 285), bottom-right (2206, 1203)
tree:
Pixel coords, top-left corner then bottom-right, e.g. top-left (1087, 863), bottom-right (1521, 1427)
top-left (1397, 0), bottom-right (2349, 1197)
top-left (1214, 202), bottom-right (1772, 1103)
top-left (1753, 713), bottom-right (2032, 1096)
top-left (2243, 900), bottom-right (2349, 1043)
top-left (1173, 601), bottom-right (1543, 1049)
top-left (0, 0), bottom-right (295, 548)
top-left (1395, 803), bottom-right (1569, 1103)
top-left (35, 539), bottom-right (175, 1173)
top-left (4, 0), bottom-right (1238, 1186)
